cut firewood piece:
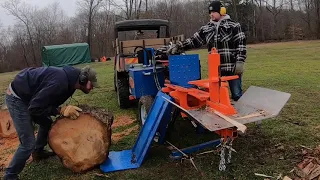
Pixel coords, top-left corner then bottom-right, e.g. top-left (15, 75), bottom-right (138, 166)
top-left (48, 105), bottom-right (114, 173)
top-left (309, 165), bottom-right (320, 180)
top-left (294, 167), bottom-right (307, 178)
top-left (283, 176), bottom-right (292, 180)
top-left (0, 110), bottom-right (17, 138)
top-left (298, 158), bottom-right (314, 169)
top-left (302, 162), bottom-right (317, 176)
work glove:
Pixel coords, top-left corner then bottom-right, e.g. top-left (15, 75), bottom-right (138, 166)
top-left (60, 105), bottom-right (82, 120)
top-left (157, 45), bottom-right (168, 53)
top-left (167, 42), bottom-right (183, 55)
top-left (235, 61), bottom-right (245, 75)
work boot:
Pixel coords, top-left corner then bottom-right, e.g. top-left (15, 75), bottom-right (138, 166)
top-left (32, 150), bottom-right (56, 161)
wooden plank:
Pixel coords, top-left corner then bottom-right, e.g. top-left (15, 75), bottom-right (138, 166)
top-left (233, 110), bottom-right (266, 120)
top-left (122, 45), bottom-right (167, 54)
top-left (213, 110), bottom-right (247, 133)
top-left (118, 37), bottom-right (178, 55)
top-left (122, 47), bottom-right (136, 54)
top-left (115, 38), bottom-right (119, 47)
top-left (121, 40), bottom-right (144, 48)
top-left (144, 38), bottom-right (170, 46)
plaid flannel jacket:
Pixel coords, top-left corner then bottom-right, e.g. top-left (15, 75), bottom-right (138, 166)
top-left (179, 15), bottom-right (247, 74)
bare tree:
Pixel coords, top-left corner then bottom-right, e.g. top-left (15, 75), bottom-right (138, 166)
top-left (2, 0), bottom-right (38, 66)
top-left (146, 0), bottom-right (148, 11)
top-left (14, 25), bottom-right (30, 67)
top-left (0, 21), bottom-right (8, 65)
top-left (298, 0), bottom-right (312, 36)
top-left (33, 2), bottom-right (65, 45)
top-left (77, 0), bottom-right (103, 49)
top-left (314, 0), bottom-right (320, 38)
top-left (266, 0), bottom-right (285, 40)
top-left (1, 0), bottom-right (320, 73)
top-left (108, 0), bottom-right (143, 19)
top-left (136, 0), bottom-right (143, 18)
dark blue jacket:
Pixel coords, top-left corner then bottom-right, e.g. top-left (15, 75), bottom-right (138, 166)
top-left (11, 66), bottom-right (81, 118)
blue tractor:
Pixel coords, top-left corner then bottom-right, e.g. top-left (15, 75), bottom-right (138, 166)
top-left (112, 19), bottom-right (185, 124)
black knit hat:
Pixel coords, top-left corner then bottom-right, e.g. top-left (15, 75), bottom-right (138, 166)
top-left (208, 1), bottom-right (223, 14)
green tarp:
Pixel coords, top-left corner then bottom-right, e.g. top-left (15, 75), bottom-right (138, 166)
top-left (42, 43), bottom-right (91, 67)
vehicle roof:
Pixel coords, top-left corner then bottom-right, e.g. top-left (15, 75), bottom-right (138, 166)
top-left (115, 19), bottom-right (169, 31)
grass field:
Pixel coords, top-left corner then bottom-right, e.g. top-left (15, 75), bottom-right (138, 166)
top-left (1, 40), bottom-right (320, 179)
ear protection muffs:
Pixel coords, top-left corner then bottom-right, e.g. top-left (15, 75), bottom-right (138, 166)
top-left (220, 6), bottom-right (226, 15)
top-left (79, 71), bottom-right (89, 86)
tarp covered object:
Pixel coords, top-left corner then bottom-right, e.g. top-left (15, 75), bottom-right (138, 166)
top-left (42, 43), bottom-right (91, 67)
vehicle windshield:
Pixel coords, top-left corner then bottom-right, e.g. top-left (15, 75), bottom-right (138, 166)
top-left (117, 26), bottom-right (167, 41)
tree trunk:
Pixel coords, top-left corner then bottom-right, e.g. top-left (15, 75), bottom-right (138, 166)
top-left (232, 0), bottom-right (239, 21)
top-left (26, 26), bottom-right (37, 66)
top-left (19, 37), bottom-right (30, 67)
top-left (87, 1), bottom-right (93, 49)
top-left (316, 0), bottom-right (320, 38)
top-left (87, 13), bottom-right (92, 48)
top-left (136, 0), bottom-right (142, 19)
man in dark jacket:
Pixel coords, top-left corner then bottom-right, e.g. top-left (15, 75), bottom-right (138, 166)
top-left (168, 1), bottom-right (247, 101)
top-left (3, 65), bottom-right (98, 180)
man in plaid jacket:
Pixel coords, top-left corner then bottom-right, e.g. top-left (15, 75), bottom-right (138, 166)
top-left (168, 1), bottom-right (247, 101)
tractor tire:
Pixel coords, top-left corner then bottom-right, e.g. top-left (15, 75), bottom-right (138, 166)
top-left (116, 76), bottom-right (130, 109)
top-left (137, 96), bottom-right (154, 126)
top-left (114, 71), bottom-right (117, 92)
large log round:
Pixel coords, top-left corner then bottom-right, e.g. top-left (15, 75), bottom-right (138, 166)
top-left (48, 105), bottom-right (113, 173)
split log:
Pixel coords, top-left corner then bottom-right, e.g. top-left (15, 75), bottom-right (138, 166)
top-left (0, 110), bottom-right (17, 138)
top-left (48, 105), bottom-right (114, 173)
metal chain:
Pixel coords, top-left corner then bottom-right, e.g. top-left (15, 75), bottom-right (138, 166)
top-left (227, 139), bottom-right (233, 164)
top-left (219, 141), bottom-right (226, 171)
top-left (219, 138), bottom-right (236, 171)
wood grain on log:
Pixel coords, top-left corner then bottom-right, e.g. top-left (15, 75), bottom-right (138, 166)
top-left (48, 105), bottom-right (113, 173)
top-left (0, 110), bottom-right (17, 138)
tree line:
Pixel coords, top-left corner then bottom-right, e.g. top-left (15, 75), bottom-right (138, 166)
top-left (0, 0), bottom-right (319, 73)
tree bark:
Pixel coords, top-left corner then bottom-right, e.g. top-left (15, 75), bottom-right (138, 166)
top-left (315, 0), bottom-right (320, 38)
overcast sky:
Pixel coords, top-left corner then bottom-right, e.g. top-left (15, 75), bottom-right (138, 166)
top-left (0, 0), bottom-right (78, 27)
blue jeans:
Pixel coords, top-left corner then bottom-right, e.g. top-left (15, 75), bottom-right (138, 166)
top-left (4, 93), bottom-right (52, 179)
top-left (228, 74), bottom-right (242, 101)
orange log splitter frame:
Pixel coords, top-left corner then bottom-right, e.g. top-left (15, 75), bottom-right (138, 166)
top-left (189, 48), bottom-right (239, 115)
top-left (163, 48), bottom-right (239, 115)
top-left (162, 48), bottom-right (240, 139)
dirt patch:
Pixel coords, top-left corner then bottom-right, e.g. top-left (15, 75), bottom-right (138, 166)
top-left (112, 115), bottom-right (135, 128)
top-left (0, 136), bottom-right (33, 171)
top-left (112, 125), bottom-right (139, 143)
top-left (0, 132), bottom-right (37, 171)
top-left (0, 136), bottom-right (19, 171)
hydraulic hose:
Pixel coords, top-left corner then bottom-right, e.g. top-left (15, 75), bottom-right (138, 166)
top-left (134, 46), bottom-right (161, 91)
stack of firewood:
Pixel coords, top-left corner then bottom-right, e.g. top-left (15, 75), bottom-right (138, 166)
top-left (293, 145), bottom-right (320, 180)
